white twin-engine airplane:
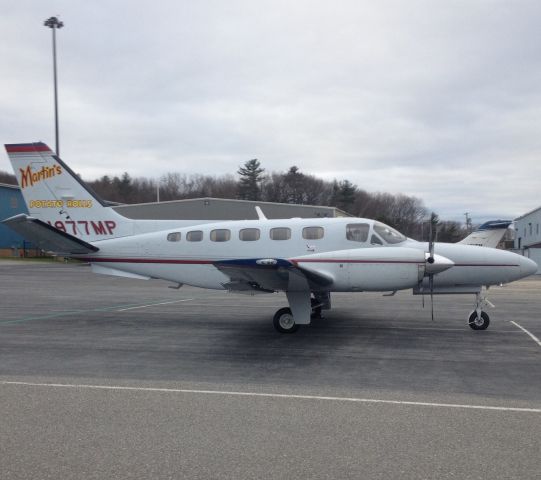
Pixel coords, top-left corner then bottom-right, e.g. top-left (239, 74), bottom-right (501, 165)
top-left (3, 142), bottom-right (538, 333)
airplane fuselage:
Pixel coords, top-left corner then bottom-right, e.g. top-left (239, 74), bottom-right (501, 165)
top-left (82, 217), bottom-right (535, 292)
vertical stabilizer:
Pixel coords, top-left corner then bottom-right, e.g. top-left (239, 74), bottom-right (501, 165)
top-left (459, 220), bottom-right (512, 248)
top-left (5, 142), bottom-right (133, 241)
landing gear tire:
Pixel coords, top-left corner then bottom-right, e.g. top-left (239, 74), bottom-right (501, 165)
top-left (468, 311), bottom-right (490, 330)
top-left (273, 307), bottom-right (299, 334)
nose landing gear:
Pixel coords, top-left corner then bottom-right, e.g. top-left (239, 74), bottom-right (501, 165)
top-left (468, 291), bottom-right (493, 330)
top-left (468, 310), bottom-right (490, 330)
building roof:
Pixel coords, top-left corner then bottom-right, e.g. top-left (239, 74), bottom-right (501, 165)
top-left (515, 206), bottom-right (541, 221)
top-left (114, 197), bottom-right (351, 220)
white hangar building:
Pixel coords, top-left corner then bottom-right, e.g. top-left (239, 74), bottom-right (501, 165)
top-left (514, 206), bottom-right (541, 274)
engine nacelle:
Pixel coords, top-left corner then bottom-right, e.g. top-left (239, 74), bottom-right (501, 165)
top-left (292, 247), bottom-right (427, 292)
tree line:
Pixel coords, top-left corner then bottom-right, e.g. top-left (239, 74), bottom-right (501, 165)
top-left (0, 161), bottom-right (469, 242)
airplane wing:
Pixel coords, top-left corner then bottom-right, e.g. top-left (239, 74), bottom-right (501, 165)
top-left (2, 214), bottom-right (99, 255)
top-left (214, 258), bottom-right (333, 294)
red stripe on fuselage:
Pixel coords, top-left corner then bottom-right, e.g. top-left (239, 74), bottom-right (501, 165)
top-left (81, 258), bottom-right (520, 268)
top-left (83, 258), bottom-right (215, 264)
top-left (292, 259), bottom-right (421, 264)
top-left (84, 257), bottom-right (424, 265)
top-left (453, 263), bottom-right (519, 267)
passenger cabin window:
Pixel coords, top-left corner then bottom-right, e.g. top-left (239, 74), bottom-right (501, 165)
top-left (270, 227), bottom-right (291, 240)
top-left (239, 228), bottom-right (260, 241)
top-left (373, 222), bottom-right (406, 244)
top-left (167, 232), bottom-right (181, 242)
top-left (346, 223), bottom-right (369, 242)
top-left (302, 226), bottom-right (324, 240)
top-left (370, 234), bottom-right (383, 245)
top-left (210, 229), bottom-right (231, 242)
top-left (186, 230), bottom-right (203, 242)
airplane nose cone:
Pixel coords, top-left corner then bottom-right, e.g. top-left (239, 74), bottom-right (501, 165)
top-left (520, 256), bottom-right (538, 277)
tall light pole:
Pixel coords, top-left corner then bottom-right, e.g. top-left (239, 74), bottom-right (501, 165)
top-left (464, 212), bottom-right (472, 233)
top-left (44, 16), bottom-right (64, 156)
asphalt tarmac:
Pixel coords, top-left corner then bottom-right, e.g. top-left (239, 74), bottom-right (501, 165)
top-left (1, 262), bottom-right (540, 479)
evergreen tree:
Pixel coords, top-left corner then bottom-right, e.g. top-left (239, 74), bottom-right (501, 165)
top-left (336, 179), bottom-right (357, 213)
top-left (237, 159), bottom-right (265, 200)
top-left (283, 166), bottom-right (306, 204)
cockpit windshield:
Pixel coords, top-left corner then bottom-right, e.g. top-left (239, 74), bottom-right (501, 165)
top-left (373, 222), bottom-right (406, 244)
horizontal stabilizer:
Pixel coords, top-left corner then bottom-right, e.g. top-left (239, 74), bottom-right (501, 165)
top-left (2, 214), bottom-right (99, 255)
top-left (91, 264), bottom-right (150, 280)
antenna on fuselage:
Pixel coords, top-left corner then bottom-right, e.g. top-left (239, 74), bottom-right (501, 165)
top-left (255, 206), bottom-right (267, 221)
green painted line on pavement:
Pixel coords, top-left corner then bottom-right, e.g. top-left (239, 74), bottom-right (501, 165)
top-left (0, 298), bottom-right (184, 325)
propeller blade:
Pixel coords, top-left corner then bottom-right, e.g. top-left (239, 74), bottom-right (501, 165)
top-left (429, 219), bottom-right (434, 259)
top-left (422, 212), bottom-right (440, 317)
top-left (428, 212), bottom-right (438, 260)
top-left (429, 274), bottom-right (434, 321)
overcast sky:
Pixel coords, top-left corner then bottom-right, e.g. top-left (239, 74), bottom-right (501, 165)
top-left (1, 0), bottom-right (540, 222)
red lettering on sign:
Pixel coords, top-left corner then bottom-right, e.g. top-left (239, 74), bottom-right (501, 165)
top-left (77, 220), bottom-right (90, 235)
top-left (91, 221), bottom-right (106, 235)
top-left (45, 220), bottom-right (116, 236)
top-left (105, 221), bottom-right (116, 235)
top-left (54, 221), bottom-right (66, 233)
top-left (65, 220), bottom-right (77, 235)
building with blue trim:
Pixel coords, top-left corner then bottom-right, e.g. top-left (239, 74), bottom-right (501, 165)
top-left (0, 183), bottom-right (35, 256)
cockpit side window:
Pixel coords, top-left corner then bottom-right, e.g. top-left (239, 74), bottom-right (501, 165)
top-left (346, 223), bottom-right (370, 242)
top-left (373, 222), bottom-right (406, 244)
top-left (370, 234), bottom-right (383, 245)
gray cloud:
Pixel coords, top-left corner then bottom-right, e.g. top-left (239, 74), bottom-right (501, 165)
top-left (1, 0), bottom-right (541, 222)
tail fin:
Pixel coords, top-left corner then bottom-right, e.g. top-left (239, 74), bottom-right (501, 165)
top-left (459, 220), bottom-right (512, 248)
top-left (5, 142), bottom-right (132, 241)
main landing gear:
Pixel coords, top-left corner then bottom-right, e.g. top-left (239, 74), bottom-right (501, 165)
top-left (273, 308), bottom-right (299, 333)
top-left (468, 291), bottom-right (492, 330)
top-left (272, 292), bottom-right (330, 333)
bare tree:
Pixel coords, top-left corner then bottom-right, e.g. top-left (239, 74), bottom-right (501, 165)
top-left (0, 170), bottom-right (16, 185)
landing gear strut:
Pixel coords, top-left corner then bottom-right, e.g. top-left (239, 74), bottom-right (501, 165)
top-left (311, 297), bottom-right (322, 318)
top-left (468, 291), bottom-right (492, 330)
top-left (311, 292), bottom-right (330, 319)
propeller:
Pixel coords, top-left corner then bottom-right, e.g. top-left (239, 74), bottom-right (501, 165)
top-left (426, 212), bottom-right (439, 321)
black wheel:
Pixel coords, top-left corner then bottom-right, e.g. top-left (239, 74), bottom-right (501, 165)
top-left (468, 311), bottom-right (490, 330)
top-left (311, 298), bottom-right (322, 318)
top-left (273, 307), bottom-right (299, 333)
